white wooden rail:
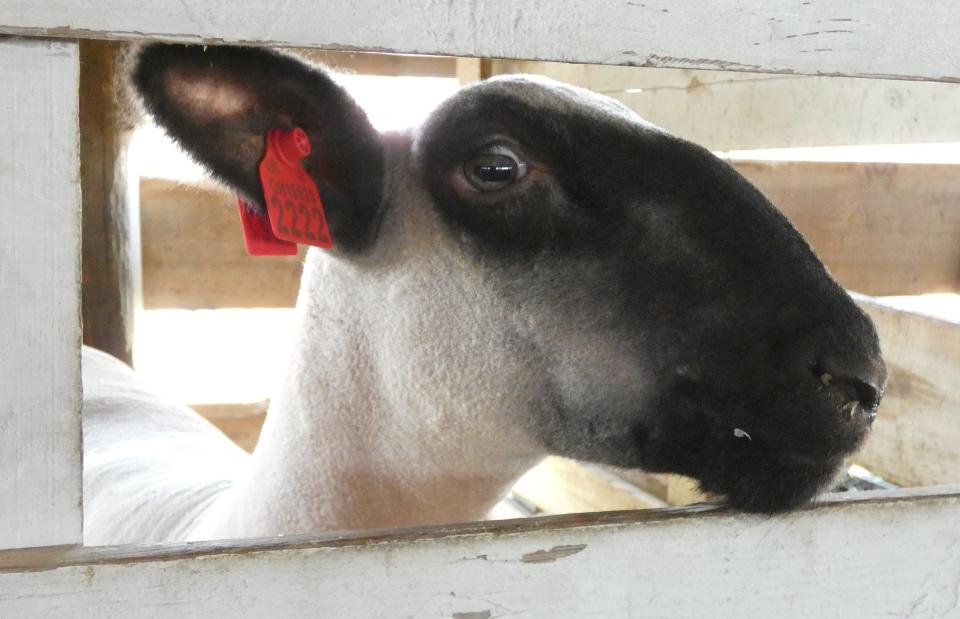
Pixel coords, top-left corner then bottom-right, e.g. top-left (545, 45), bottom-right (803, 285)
top-left (2, 488), bottom-right (959, 618)
top-left (2, 1), bottom-right (960, 81)
top-left (0, 39), bottom-right (83, 550)
top-left (1, 1), bottom-right (959, 615)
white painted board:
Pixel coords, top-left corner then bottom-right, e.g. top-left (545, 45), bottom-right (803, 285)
top-left (1, 1), bottom-right (959, 81)
top-left (0, 39), bottom-right (82, 549)
top-left (492, 61), bottom-right (960, 150)
top-left (1, 488), bottom-right (958, 617)
top-left (0, 487), bottom-right (960, 619)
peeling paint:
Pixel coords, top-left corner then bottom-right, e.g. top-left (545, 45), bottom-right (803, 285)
top-left (644, 54), bottom-right (763, 72)
top-left (521, 544), bottom-right (587, 564)
top-left (458, 544), bottom-right (588, 564)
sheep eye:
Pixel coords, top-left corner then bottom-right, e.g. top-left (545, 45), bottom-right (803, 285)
top-left (462, 144), bottom-right (528, 192)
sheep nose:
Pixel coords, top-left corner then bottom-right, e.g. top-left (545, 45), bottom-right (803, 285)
top-left (814, 355), bottom-right (886, 425)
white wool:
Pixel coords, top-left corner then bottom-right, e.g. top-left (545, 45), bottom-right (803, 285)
top-left (83, 146), bottom-right (548, 544)
top-left (82, 347), bottom-right (250, 544)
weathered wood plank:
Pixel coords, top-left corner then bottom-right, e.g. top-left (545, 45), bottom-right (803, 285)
top-left (301, 50), bottom-right (455, 78)
top-left (139, 179), bottom-right (304, 309)
top-left (854, 296), bottom-right (960, 487)
top-left (1, 489), bottom-right (959, 617)
top-left (511, 456), bottom-right (667, 513)
top-left (80, 40), bottom-right (140, 364)
top-left (0, 39), bottom-right (82, 549)
top-left (455, 57), bottom-right (492, 85)
top-left (190, 401), bottom-right (267, 453)
top-left (2, 1), bottom-right (960, 81)
top-left (491, 60), bottom-right (960, 150)
top-left (737, 161), bottom-right (960, 296)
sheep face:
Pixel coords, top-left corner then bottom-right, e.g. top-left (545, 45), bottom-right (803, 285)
top-left (134, 45), bottom-right (885, 514)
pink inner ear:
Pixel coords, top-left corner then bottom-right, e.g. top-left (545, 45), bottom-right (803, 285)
top-left (164, 70), bottom-right (255, 121)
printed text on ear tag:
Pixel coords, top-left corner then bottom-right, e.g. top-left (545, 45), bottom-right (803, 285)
top-left (259, 127), bottom-right (333, 249)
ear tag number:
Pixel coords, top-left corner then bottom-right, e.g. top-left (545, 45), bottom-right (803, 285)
top-left (236, 126), bottom-right (333, 256)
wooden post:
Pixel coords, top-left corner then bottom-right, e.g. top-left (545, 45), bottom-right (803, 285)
top-left (79, 40), bottom-right (140, 364)
top-left (455, 57), bottom-right (492, 85)
top-left (0, 38), bottom-right (83, 549)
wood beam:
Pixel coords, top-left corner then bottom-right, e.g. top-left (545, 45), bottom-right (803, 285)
top-left (455, 57), bottom-right (492, 85)
top-left (302, 49), bottom-right (455, 78)
top-left (489, 60), bottom-right (960, 150)
top-left (2, 489), bottom-right (960, 616)
top-left (80, 40), bottom-right (140, 364)
top-left (190, 402), bottom-right (267, 453)
top-left (854, 297), bottom-right (960, 487)
top-left (511, 457), bottom-right (668, 513)
top-left (3, 2), bottom-right (960, 81)
top-left (139, 179), bottom-right (304, 309)
top-left (737, 161), bottom-right (960, 296)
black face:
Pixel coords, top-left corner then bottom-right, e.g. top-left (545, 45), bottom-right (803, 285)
top-left (418, 78), bottom-right (886, 513)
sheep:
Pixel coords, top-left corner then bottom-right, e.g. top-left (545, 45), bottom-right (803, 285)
top-left (82, 43), bottom-right (886, 545)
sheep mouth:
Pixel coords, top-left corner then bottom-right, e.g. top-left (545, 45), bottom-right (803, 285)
top-left (628, 417), bottom-right (847, 513)
top-left (684, 424), bottom-right (847, 513)
top-left (539, 376), bottom-right (869, 513)
top-left (627, 391), bottom-right (865, 513)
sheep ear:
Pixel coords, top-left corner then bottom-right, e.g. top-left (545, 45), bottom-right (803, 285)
top-left (132, 43), bottom-right (386, 251)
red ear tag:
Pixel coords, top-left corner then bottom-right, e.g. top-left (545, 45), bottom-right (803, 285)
top-left (260, 127), bottom-right (333, 249)
top-left (236, 197), bottom-right (298, 256)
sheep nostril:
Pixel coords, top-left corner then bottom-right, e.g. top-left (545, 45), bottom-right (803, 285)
top-left (812, 363), bottom-right (883, 424)
top-left (850, 377), bottom-right (881, 413)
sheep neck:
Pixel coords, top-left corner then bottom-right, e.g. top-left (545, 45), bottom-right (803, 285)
top-left (194, 252), bottom-right (541, 539)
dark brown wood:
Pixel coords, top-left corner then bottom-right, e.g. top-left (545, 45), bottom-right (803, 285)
top-left (80, 40), bottom-right (139, 364)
